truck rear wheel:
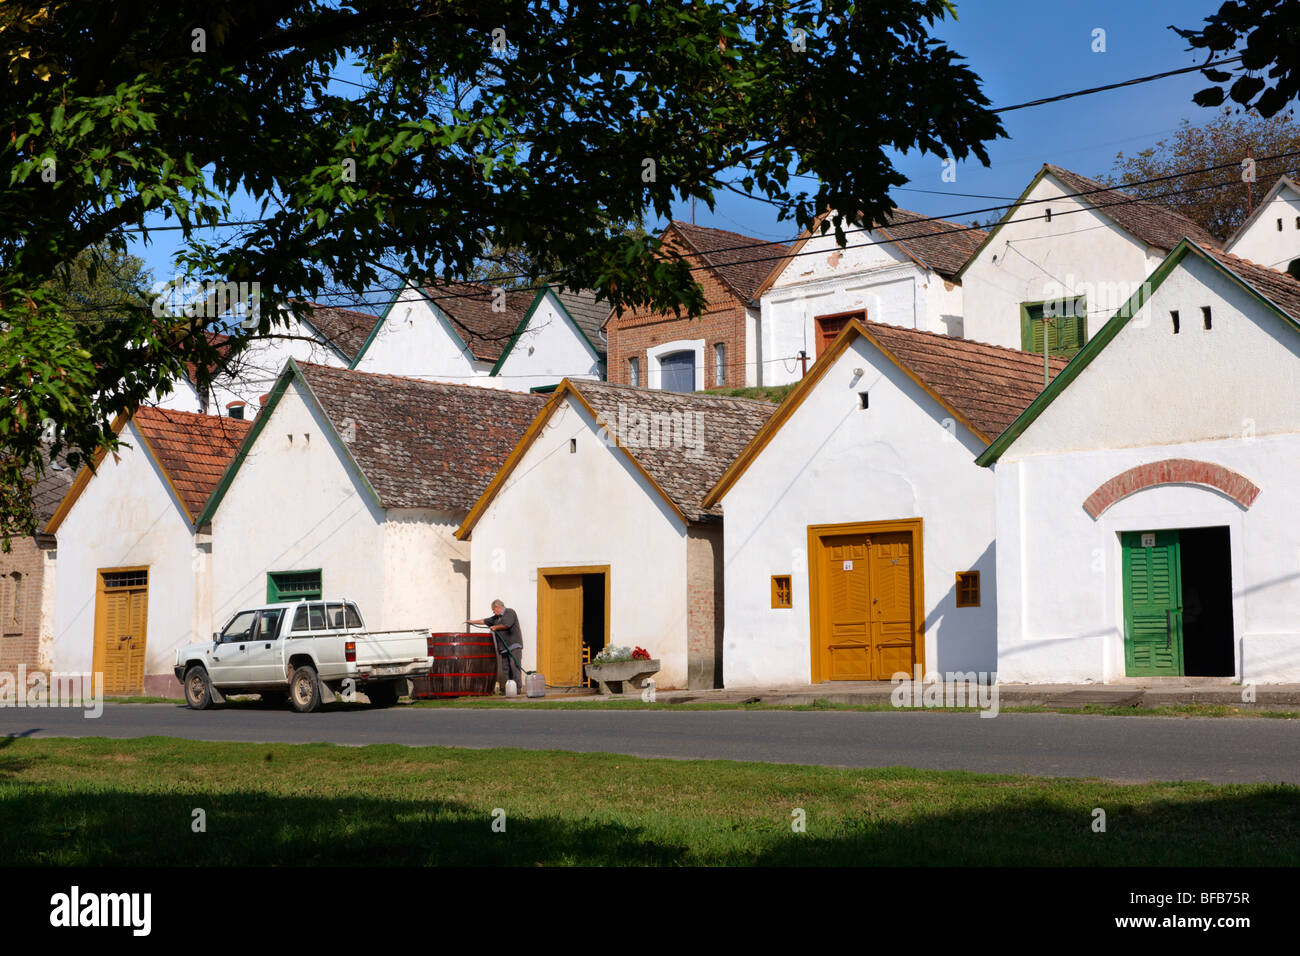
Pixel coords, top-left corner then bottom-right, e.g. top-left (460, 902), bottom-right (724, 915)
top-left (289, 666), bottom-right (322, 713)
top-left (366, 682), bottom-right (399, 708)
top-left (184, 666), bottom-right (214, 710)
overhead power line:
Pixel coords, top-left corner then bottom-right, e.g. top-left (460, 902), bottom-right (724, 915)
top-left (992, 55), bottom-right (1245, 114)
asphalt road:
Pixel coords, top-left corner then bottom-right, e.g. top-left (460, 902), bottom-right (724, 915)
top-left (2, 702), bottom-right (1298, 783)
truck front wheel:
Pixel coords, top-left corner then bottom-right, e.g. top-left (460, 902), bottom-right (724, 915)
top-left (184, 666), bottom-right (214, 710)
top-left (289, 666), bottom-right (322, 713)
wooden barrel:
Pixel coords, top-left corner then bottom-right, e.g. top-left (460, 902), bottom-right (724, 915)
top-left (410, 633), bottom-right (499, 698)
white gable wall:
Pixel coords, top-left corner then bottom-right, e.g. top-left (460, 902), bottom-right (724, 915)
top-left (996, 255), bottom-right (1300, 682)
top-left (467, 396), bottom-right (693, 688)
top-left (961, 174), bottom-right (1165, 350)
top-left (760, 223), bottom-right (963, 386)
top-left (353, 284), bottom-right (487, 385)
top-left (491, 291), bottom-right (604, 392)
top-left (1226, 184), bottom-right (1300, 271)
top-left (51, 422), bottom-right (201, 692)
top-left (1009, 257), bottom-right (1300, 456)
top-left (720, 335), bottom-right (997, 687)
top-left (210, 378), bottom-right (387, 634)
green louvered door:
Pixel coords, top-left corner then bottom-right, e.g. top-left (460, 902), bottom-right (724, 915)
top-left (1122, 531), bottom-right (1184, 676)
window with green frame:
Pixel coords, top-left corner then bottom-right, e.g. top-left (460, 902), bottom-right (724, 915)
top-left (1020, 297), bottom-right (1086, 359)
top-left (267, 570), bottom-right (322, 603)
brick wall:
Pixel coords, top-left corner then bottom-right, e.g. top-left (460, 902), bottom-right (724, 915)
top-left (607, 231), bottom-right (749, 389)
top-left (0, 535), bottom-right (53, 674)
top-left (685, 521), bottom-right (725, 689)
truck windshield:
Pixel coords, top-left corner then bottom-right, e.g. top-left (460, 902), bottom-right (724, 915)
top-left (221, 611), bottom-right (256, 643)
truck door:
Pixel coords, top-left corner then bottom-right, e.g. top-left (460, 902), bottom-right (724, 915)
top-left (245, 608), bottom-right (287, 683)
top-left (210, 610), bottom-right (257, 684)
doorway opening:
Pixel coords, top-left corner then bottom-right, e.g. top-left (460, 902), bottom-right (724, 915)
top-left (1178, 527), bottom-right (1234, 677)
top-left (581, 573), bottom-right (606, 688)
top-left (1120, 526), bottom-right (1234, 677)
top-left (537, 565), bottom-right (610, 687)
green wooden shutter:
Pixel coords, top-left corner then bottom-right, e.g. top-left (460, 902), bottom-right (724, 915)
top-left (267, 570), bottom-right (323, 603)
top-left (1121, 531), bottom-right (1184, 676)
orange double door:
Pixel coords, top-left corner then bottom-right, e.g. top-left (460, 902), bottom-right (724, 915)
top-left (809, 521), bottom-right (922, 682)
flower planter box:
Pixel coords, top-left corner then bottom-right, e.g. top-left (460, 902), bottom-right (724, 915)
top-left (584, 659), bottom-right (661, 696)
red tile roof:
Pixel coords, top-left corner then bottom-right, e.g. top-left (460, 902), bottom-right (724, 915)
top-left (298, 303), bottom-right (380, 361)
top-left (24, 445), bottom-right (77, 525)
top-left (568, 381), bottom-right (776, 520)
top-left (861, 321), bottom-right (1068, 440)
top-left (876, 208), bottom-right (988, 279)
top-left (132, 408), bottom-right (251, 518)
top-left (1045, 164), bottom-right (1221, 251)
top-left (295, 363), bottom-right (547, 511)
top-left (670, 221), bottom-right (790, 302)
top-left (1203, 244), bottom-right (1300, 323)
top-left (421, 281), bottom-right (537, 362)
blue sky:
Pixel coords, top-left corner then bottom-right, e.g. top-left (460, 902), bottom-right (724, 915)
top-left (127, 0), bottom-right (1234, 309)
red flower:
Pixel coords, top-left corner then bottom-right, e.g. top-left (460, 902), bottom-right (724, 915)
top-left (632, 646), bottom-right (650, 660)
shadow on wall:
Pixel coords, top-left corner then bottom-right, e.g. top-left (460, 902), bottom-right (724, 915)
top-left (923, 538), bottom-right (996, 675)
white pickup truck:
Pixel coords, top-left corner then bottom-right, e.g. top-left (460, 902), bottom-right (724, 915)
top-left (174, 600), bottom-right (434, 713)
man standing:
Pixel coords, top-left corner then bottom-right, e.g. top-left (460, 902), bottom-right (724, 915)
top-left (468, 600), bottom-right (524, 692)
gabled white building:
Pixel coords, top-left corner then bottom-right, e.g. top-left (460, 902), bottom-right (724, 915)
top-left (982, 240), bottom-right (1300, 683)
top-left (457, 380), bottom-right (773, 690)
top-left (1224, 176), bottom-right (1300, 274)
top-left (704, 319), bottom-right (1061, 687)
top-left (45, 409), bottom-right (249, 695)
top-left (154, 304), bottom-right (377, 419)
top-left (754, 209), bottom-right (985, 385)
top-left (197, 361), bottom-right (545, 645)
top-left (352, 282), bottom-right (606, 391)
top-left (958, 163), bottom-right (1221, 356)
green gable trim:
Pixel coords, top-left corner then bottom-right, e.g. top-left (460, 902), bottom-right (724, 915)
top-left (351, 286), bottom-right (416, 369)
top-left (488, 285), bottom-right (604, 377)
top-left (976, 239), bottom-right (1300, 467)
top-left (195, 358), bottom-right (385, 524)
top-left (489, 286), bottom-right (550, 376)
top-left (954, 166), bottom-right (1053, 282)
top-left (529, 383), bottom-right (559, 394)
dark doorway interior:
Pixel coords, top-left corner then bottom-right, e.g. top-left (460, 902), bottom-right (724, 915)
top-left (1179, 526), bottom-right (1234, 677)
top-left (581, 573), bottom-right (606, 687)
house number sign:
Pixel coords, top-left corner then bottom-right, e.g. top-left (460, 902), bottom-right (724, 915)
top-left (842, 560), bottom-right (854, 571)
top-left (1141, 533), bottom-right (1156, 548)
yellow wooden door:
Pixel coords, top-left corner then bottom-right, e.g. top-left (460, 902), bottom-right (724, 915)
top-left (545, 575), bottom-right (584, 686)
top-left (869, 531), bottom-right (916, 680)
top-left (97, 586), bottom-right (148, 695)
top-left (821, 536), bottom-right (872, 680)
top-left (815, 528), bottom-right (917, 680)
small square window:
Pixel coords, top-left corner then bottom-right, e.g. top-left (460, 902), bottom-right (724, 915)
top-left (771, 575), bottom-right (793, 609)
top-left (955, 571), bottom-right (980, 608)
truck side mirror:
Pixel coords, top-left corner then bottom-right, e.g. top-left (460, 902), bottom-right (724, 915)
top-left (212, 632), bottom-right (220, 644)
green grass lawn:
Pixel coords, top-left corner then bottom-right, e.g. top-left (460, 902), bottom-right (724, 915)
top-left (1, 737), bottom-right (1296, 866)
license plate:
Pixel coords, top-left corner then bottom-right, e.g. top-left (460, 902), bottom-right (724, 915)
top-left (369, 665), bottom-right (402, 676)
